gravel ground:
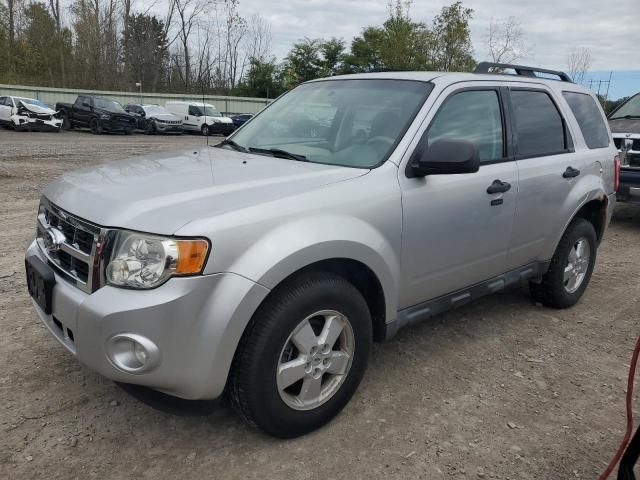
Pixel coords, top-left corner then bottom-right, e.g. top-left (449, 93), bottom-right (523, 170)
top-left (1, 129), bottom-right (639, 480)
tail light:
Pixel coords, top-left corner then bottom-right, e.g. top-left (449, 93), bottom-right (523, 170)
top-left (614, 155), bottom-right (620, 192)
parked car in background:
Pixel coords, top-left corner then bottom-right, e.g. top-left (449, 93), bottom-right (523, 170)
top-left (608, 92), bottom-right (640, 204)
top-left (56, 96), bottom-right (136, 135)
top-left (0, 96), bottom-right (62, 132)
top-left (230, 113), bottom-right (253, 128)
top-left (165, 101), bottom-right (235, 136)
top-left (25, 63), bottom-right (617, 439)
top-left (124, 104), bottom-right (183, 134)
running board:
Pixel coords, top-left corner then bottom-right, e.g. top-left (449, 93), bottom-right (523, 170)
top-left (384, 261), bottom-right (550, 340)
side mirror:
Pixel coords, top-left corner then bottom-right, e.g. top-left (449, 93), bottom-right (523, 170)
top-left (408, 139), bottom-right (481, 178)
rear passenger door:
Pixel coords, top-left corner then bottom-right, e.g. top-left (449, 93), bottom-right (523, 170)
top-left (399, 85), bottom-right (519, 308)
top-left (506, 86), bottom-right (584, 268)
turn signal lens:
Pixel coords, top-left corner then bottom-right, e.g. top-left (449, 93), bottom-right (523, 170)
top-left (176, 240), bottom-right (209, 274)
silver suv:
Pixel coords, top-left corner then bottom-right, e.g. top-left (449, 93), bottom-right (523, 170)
top-left (25, 63), bottom-right (618, 438)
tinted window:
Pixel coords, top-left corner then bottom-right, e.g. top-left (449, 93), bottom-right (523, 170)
top-left (0, 97), bottom-right (7, 106)
top-left (511, 90), bottom-right (567, 157)
top-left (427, 90), bottom-right (504, 162)
top-left (562, 91), bottom-right (609, 149)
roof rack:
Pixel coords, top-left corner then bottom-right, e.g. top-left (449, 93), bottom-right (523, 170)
top-left (474, 62), bottom-right (573, 83)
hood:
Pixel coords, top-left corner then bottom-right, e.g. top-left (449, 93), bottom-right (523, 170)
top-left (207, 116), bottom-right (233, 124)
top-left (152, 113), bottom-right (180, 122)
top-left (608, 117), bottom-right (640, 134)
top-left (19, 102), bottom-right (57, 115)
top-left (43, 148), bottom-right (368, 234)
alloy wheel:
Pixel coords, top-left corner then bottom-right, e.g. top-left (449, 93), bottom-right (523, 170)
top-left (277, 310), bottom-right (355, 411)
top-left (564, 237), bottom-right (591, 293)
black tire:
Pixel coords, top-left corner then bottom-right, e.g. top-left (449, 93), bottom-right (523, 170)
top-left (61, 113), bottom-right (72, 130)
top-left (529, 218), bottom-right (597, 308)
top-left (145, 121), bottom-right (155, 135)
top-left (124, 128), bottom-right (133, 135)
top-left (229, 270), bottom-right (372, 438)
top-left (90, 118), bottom-right (101, 135)
top-left (201, 124), bottom-right (210, 136)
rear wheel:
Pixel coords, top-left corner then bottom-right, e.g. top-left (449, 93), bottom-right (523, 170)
top-left (529, 218), bottom-right (597, 308)
top-left (229, 271), bottom-right (372, 438)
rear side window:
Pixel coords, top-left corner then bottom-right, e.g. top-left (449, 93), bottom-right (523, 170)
top-left (511, 90), bottom-right (568, 158)
top-left (427, 90), bottom-right (504, 162)
top-left (562, 91), bottom-right (610, 149)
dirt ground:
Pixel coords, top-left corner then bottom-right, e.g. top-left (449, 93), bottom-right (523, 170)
top-left (1, 129), bottom-right (639, 480)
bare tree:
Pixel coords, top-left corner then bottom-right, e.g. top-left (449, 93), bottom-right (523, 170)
top-left (172, 0), bottom-right (206, 91)
top-left (245, 13), bottom-right (271, 63)
top-left (567, 47), bottom-right (592, 85)
top-left (487, 17), bottom-right (530, 64)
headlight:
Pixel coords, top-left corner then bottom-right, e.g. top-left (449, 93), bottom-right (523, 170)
top-left (105, 231), bottom-right (209, 289)
top-left (100, 113), bottom-right (111, 120)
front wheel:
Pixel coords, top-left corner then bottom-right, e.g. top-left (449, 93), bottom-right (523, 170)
top-left (529, 218), bottom-right (597, 308)
top-left (229, 271), bottom-right (372, 438)
top-left (201, 124), bottom-right (210, 136)
top-left (90, 118), bottom-right (102, 135)
top-left (61, 113), bottom-right (72, 130)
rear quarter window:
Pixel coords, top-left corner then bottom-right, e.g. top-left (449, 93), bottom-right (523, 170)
top-left (562, 91), bottom-right (610, 149)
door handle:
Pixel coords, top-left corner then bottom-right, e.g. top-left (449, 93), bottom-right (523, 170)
top-left (563, 166), bottom-right (581, 178)
top-left (486, 179), bottom-right (511, 194)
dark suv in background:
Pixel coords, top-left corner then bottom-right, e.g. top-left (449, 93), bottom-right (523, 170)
top-left (608, 92), bottom-right (640, 204)
top-left (56, 96), bottom-right (136, 134)
top-left (124, 104), bottom-right (183, 134)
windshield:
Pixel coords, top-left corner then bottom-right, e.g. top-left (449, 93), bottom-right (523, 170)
top-left (610, 94), bottom-right (640, 119)
top-left (226, 79), bottom-right (432, 168)
top-left (16, 97), bottom-right (49, 109)
top-left (191, 106), bottom-right (221, 117)
top-left (144, 105), bottom-right (171, 116)
top-left (94, 98), bottom-right (125, 112)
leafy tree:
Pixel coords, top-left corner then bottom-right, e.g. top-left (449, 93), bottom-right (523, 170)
top-left (429, 2), bottom-right (475, 71)
top-left (121, 14), bottom-right (169, 92)
top-left (285, 37), bottom-right (325, 85)
top-left (320, 37), bottom-right (346, 75)
top-left (236, 57), bottom-right (284, 98)
top-left (345, 26), bottom-right (385, 72)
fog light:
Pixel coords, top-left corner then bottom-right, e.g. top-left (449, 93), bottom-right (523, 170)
top-left (106, 333), bottom-right (160, 374)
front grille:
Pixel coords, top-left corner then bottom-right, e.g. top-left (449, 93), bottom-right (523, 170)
top-left (36, 199), bottom-right (101, 293)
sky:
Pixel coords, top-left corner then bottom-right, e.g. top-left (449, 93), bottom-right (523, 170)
top-left (235, 0), bottom-right (640, 99)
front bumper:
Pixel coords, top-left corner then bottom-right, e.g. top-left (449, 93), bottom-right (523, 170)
top-left (26, 240), bottom-right (270, 400)
top-left (12, 116), bottom-right (62, 132)
top-left (617, 168), bottom-right (640, 204)
top-left (209, 122), bottom-right (236, 135)
top-left (99, 119), bottom-right (135, 132)
top-left (155, 123), bottom-right (183, 134)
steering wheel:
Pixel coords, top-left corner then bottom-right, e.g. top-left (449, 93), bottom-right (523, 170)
top-left (366, 136), bottom-right (395, 153)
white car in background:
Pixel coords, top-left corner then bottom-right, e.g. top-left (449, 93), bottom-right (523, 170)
top-left (165, 101), bottom-right (235, 136)
top-left (0, 96), bottom-right (63, 132)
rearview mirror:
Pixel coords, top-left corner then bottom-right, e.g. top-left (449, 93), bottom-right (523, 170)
top-left (408, 139), bottom-right (480, 177)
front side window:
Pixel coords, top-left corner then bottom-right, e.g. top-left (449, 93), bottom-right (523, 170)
top-left (562, 91), bottom-right (610, 149)
top-left (227, 79), bottom-right (432, 168)
top-left (426, 89), bottom-right (504, 162)
top-left (511, 90), bottom-right (568, 158)
top-left (189, 106), bottom-right (221, 117)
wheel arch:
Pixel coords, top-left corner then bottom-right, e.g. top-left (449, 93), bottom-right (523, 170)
top-left (552, 191), bottom-right (609, 256)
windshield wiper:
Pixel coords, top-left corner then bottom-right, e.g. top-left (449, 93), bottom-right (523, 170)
top-left (611, 115), bottom-right (640, 120)
top-left (217, 139), bottom-right (248, 152)
top-left (248, 147), bottom-right (307, 162)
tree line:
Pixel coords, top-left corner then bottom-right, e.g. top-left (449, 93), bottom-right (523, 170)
top-left (0, 0), bottom-right (609, 101)
top-left (0, 0), bottom-right (481, 97)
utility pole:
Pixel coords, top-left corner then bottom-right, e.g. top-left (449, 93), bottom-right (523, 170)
top-left (136, 82), bottom-right (142, 104)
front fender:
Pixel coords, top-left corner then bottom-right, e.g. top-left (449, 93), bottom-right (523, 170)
top-left (226, 214), bottom-right (400, 323)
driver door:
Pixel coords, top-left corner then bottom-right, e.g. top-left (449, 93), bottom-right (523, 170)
top-left (398, 85), bottom-right (518, 309)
